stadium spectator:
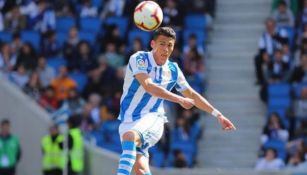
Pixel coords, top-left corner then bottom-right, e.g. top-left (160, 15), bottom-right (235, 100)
top-left (295, 0), bottom-right (307, 29)
top-left (261, 112), bottom-right (289, 144)
top-left (272, 0), bottom-right (295, 28)
top-left (73, 41), bottom-right (97, 73)
top-left (292, 87), bottom-right (307, 118)
top-left (183, 33), bottom-right (205, 57)
top-left (4, 5), bottom-right (26, 32)
top-left (41, 124), bottom-right (64, 175)
top-left (254, 17), bottom-right (288, 85)
top-left (24, 0), bottom-right (56, 33)
top-left (80, 103), bottom-right (95, 133)
top-left (162, 0), bottom-right (183, 30)
top-left (267, 49), bottom-right (290, 83)
top-left (170, 45), bottom-right (184, 69)
top-left (100, 0), bottom-right (126, 19)
top-left (58, 88), bottom-right (86, 115)
top-left (294, 119), bottom-right (307, 138)
top-left (60, 115), bottom-right (84, 175)
top-left (54, 2), bottom-right (75, 17)
top-left (39, 85), bottom-right (59, 113)
top-left (99, 42), bottom-right (124, 68)
top-left (125, 37), bottom-right (144, 64)
top-left (80, 0), bottom-right (98, 18)
top-left (255, 148), bottom-right (285, 170)
top-left (7, 64), bottom-right (29, 88)
top-left (10, 32), bottom-right (23, 55)
top-left (0, 42), bottom-right (17, 73)
top-left (0, 119), bottom-right (21, 175)
top-left (15, 42), bottom-right (37, 71)
top-left (289, 54), bottom-right (307, 83)
top-left (101, 24), bottom-right (124, 51)
top-left (63, 27), bottom-right (80, 69)
top-left (286, 151), bottom-right (305, 168)
top-left (42, 30), bottom-right (61, 57)
top-left (23, 71), bottom-right (42, 101)
top-left (36, 55), bottom-right (55, 88)
top-left (281, 44), bottom-right (293, 67)
top-left (50, 65), bottom-right (77, 101)
top-left (87, 93), bottom-right (102, 126)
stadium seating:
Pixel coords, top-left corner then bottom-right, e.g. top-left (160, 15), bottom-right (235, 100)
top-left (184, 14), bottom-right (207, 30)
top-left (56, 17), bottom-right (76, 33)
top-left (68, 72), bottom-right (88, 92)
top-left (21, 30), bottom-right (41, 51)
top-left (0, 32), bottom-right (12, 43)
top-left (80, 17), bottom-right (102, 35)
top-left (128, 29), bottom-right (152, 49)
top-left (78, 31), bottom-right (96, 45)
top-left (46, 57), bottom-right (67, 73)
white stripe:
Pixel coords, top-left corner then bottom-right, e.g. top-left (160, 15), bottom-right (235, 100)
top-left (117, 173), bottom-right (126, 175)
top-left (119, 164), bottom-right (132, 171)
top-left (124, 87), bottom-right (146, 121)
top-left (122, 150), bottom-right (136, 155)
top-left (121, 157), bottom-right (135, 163)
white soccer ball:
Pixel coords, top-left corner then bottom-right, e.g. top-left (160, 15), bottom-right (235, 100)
top-left (133, 1), bottom-right (163, 32)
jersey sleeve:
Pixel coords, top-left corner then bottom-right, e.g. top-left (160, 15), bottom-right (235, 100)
top-left (175, 64), bottom-right (190, 92)
top-left (128, 52), bottom-right (148, 76)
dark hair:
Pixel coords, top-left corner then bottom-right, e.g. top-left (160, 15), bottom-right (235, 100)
top-left (1, 119), bottom-right (10, 125)
top-left (278, 0), bottom-right (287, 6)
top-left (153, 27), bottom-right (176, 40)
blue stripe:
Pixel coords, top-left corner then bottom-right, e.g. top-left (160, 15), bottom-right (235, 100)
top-left (119, 160), bottom-right (133, 166)
top-left (144, 53), bottom-right (152, 73)
top-left (120, 79), bottom-right (140, 121)
top-left (131, 92), bottom-right (151, 121)
top-left (121, 154), bottom-right (136, 159)
top-left (122, 141), bottom-right (136, 150)
top-left (128, 63), bottom-right (132, 72)
top-left (117, 169), bottom-right (130, 175)
top-left (158, 67), bottom-right (162, 81)
top-left (144, 173), bottom-right (152, 175)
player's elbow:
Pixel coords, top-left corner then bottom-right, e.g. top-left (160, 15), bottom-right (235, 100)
top-left (143, 83), bottom-right (160, 96)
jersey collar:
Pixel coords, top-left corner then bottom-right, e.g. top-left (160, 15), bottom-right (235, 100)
top-left (149, 51), bottom-right (169, 68)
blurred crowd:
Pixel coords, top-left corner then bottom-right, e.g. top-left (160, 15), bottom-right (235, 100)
top-left (0, 0), bottom-right (214, 170)
top-left (254, 0), bottom-right (307, 171)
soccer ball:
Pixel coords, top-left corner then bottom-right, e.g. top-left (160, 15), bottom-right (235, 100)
top-left (133, 1), bottom-right (163, 31)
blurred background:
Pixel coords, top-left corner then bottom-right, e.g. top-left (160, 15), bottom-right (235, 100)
top-left (0, 0), bottom-right (307, 175)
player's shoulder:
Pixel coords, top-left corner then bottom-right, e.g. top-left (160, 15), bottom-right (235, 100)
top-left (167, 60), bottom-right (180, 70)
top-left (130, 51), bottom-right (149, 61)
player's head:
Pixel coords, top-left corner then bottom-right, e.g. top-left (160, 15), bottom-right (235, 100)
top-left (0, 119), bottom-right (10, 136)
top-left (151, 27), bottom-right (176, 65)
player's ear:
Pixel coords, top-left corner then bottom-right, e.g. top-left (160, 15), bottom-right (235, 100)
top-left (150, 39), bottom-right (155, 49)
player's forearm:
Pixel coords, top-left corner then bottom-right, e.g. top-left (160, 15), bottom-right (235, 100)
top-left (184, 89), bottom-right (218, 115)
top-left (145, 83), bottom-right (183, 104)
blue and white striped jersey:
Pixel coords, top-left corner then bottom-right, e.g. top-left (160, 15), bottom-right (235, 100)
top-left (118, 51), bottom-right (190, 123)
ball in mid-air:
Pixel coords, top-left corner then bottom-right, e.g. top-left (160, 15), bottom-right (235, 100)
top-left (133, 1), bottom-right (163, 31)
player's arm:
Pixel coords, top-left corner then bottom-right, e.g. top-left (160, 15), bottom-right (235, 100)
top-left (181, 87), bottom-right (236, 130)
top-left (135, 73), bottom-right (194, 109)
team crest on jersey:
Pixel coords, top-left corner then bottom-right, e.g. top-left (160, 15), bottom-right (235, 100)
top-left (136, 58), bottom-right (146, 70)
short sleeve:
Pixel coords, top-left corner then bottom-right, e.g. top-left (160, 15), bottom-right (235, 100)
top-left (175, 65), bottom-right (190, 92)
top-left (128, 52), bottom-right (148, 76)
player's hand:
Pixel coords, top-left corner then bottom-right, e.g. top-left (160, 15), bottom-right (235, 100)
top-left (217, 115), bottom-right (236, 131)
top-left (178, 97), bottom-right (195, 109)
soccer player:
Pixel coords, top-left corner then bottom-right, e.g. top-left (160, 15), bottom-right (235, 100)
top-left (117, 27), bottom-right (236, 175)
